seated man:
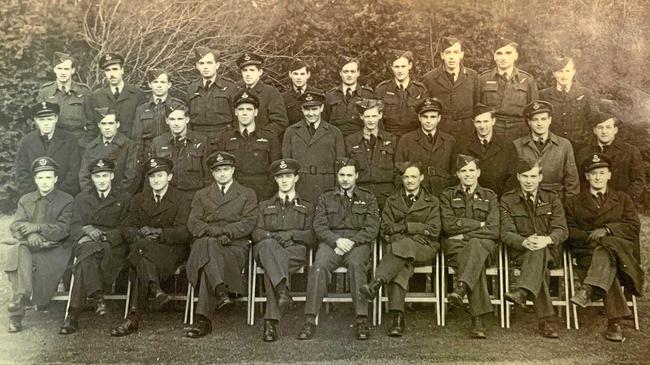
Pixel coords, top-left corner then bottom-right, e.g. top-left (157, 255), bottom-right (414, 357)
top-left (566, 153), bottom-right (643, 342)
top-left (252, 158), bottom-right (315, 342)
top-left (360, 162), bottom-right (440, 337)
top-left (500, 158), bottom-right (568, 338)
top-left (440, 155), bottom-right (500, 339)
top-left (185, 152), bottom-right (258, 338)
top-left (59, 158), bottom-right (130, 335)
top-left (110, 157), bottom-right (192, 337)
top-left (5, 157), bottom-right (75, 333)
top-left (297, 158), bottom-right (380, 341)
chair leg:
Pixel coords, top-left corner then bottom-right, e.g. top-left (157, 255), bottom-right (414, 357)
top-left (632, 296), bottom-right (639, 331)
top-left (190, 286), bottom-right (195, 325)
top-left (124, 276), bottom-right (131, 319)
top-left (499, 244), bottom-right (505, 328)
top-left (64, 271), bottom-right (76, 321)
top-left (504, 248), bottom-right (510, 329)
top-left (562, 251), bottom-right (571, 329)
top-left (567, 250), bottom-right (579, 330)
top-left (184, 284), bottom-right (191, 324)
top-left (436, 253), bottom-right (441, 327)
top-left (249, 262), bottom-right (257, 326)
top-left (440, 253), bottom-right (446, 327)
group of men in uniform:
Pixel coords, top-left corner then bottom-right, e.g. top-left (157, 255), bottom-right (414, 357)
top-left (4, 34), bottom-right (645, 344)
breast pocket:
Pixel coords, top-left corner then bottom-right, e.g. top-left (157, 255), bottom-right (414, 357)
top-left (481, 82), bottom-right (499, 107)
top-left (472, 200), bottom-right (490, 221)
top-left (377, 145), bottom-right (395, 171)
top-left (351, 204), bottom-right (368, 227)
top-left (510, 212), bottom-right (532, 236)
top-left (186, 148), bottom-right (204, 172)
top-left (328, 99), bottom-right (347, 123)
top-left (382, 93), bottom-right (400, 119)
top-left (510, 83), bottom-right (529, 108)
top-left (138, 110), bottom-right (156, 137)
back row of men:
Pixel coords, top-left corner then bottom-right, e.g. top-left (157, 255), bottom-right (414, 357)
top-left (7, 147), bottom-right (643, 344)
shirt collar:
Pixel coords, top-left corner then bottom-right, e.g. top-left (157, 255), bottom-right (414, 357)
top-left (153, 185), bottom-right (169, 200)
top-left (102, 136), bottom-right (114, 144)
top-left (589, 187), bottom-right (607, 196)
top-left (477, 132), bottom-right (493, 144)
top-left (557, 82), bottom-right (572, 92)
top-left (57, 81), bottom-right (72, 93)
top-left (395, 78), bottom-right (410, 89)
top-left (532, 132), bottom-right (549, 143)
top-left (307, 119), bottom-right (321, 130)
top-left (204, 76), bottom-right (216, 87)
top-left (219, 180), bottom-right (233, 194)
top-left (151, 95), bottom-right (168, 104)
top-left (97, 187), bottom-right (111, 199)
top-left (519, 189), bottom-right (538, 201)
top-left (497, 66), bottom-right (515, 79)
top-left (239, 123), bottom-right (256, 135)
top-left (112, 81), bottom-right (125, 92)
top-left (404, 188), bottom-right (420, 199)
top-left (278, 191), bottom-right (296, 203)
top-left (41, 131), bottom-right (54, 140)
top-left (337, 186), bottom-right (355, 199)
top-left (342, 84), bottom-right (357, 93)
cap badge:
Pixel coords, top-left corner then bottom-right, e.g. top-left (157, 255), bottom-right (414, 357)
top-left (244, 53), bottom-right (251, 61)
top-left (97, 160), bottom-right (105, 167)
top-left (41, 102), bottom-right (47, 109)
top-left (150, 159), bottom-right (157, 167)
top-left (105, 54), bottom-right (112, 60)
top-left (592, 154), bottom-right (600, 163)
top-left (424, 99), bottom-right (432, 106)
top-left (305, 94), bottom-right (313, 101)
top-left (216, 154), bottom-right (224, 162)
top-left (39, 158), bottom-right (47, 166)
top-left (532, 102), bottom-right (540, 110)
top-left (280, 160), bottom-right (287, 169)
top-left (241, 92), bottom-right (249, 99)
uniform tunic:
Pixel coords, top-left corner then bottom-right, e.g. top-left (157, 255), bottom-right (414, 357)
top-left (186, 77), bottom-right (238, 144)
top-left (130, 96), bottom-right (186, 164)
top-left (458, 133), bottom-right (518, 196)
top-left (375, 79), bottom-right (428, 138)
top-left (37, 81), bottom-right (91, 144)
top-left (539, 82), bottom-right (596, 150)
top-left (86, 84), bottom-right (147, 138)
top-left (79, 133), bottom-right (138, 194)
top-left (241, 81), bottom-right (289, 138)
top-left (150, 131), bottom-right (210, 193)
top-left (325, 85), bottom-right (375, 137)
top-left (282, 86), bottom-right (323, 126)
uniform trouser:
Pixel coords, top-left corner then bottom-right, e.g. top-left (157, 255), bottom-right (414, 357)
top-left (494, 116), bottom-right (527, 142)
top-left (253, 239), bottom-right (306, 321)
top-left (375, 241), bottom-right (437, 312)
top-left (69, 253), bottom-right (104, 308)
top-left (509, 246), bottom-right (555, 319)
top-left (195, 245), bottom-right (247, 321)
top-left (128, 257), bottom-right (160, 313)
top-left (574, 246), bottom-right (631, 319)
top-left (6, 246), bottom-right (33, 319)
top-left (445, 238), bottom-right (496, 317)
top-left (304, 243), bottom-right (370, 319)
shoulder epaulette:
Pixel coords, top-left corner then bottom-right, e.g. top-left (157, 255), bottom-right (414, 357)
top-left (40, 81), bottom-right (56, 88)
top-left (360, 84), bottom-right (374, 92)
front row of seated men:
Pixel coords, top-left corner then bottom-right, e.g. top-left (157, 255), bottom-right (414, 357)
top-left (4, 148), bottom-right (643, 343)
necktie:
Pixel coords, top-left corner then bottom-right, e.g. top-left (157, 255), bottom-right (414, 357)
top-left (465, 187), bottom-right (471, 195)
top-left (536, 138), bottom-right (545, 149)
top-left (600, 145), bottom-right (607, 153)
top-left (526, 193), bottom-right (535, 210)
top-left (426, 133), bottom-right (433, 144)
top-left (155, 194), bottom-right (161, 205)
top-left (61, 86), bottom-right (67, 95)
top-left (297, 87), bottom-right (303, 95)
top-left (367, 134), bottom-right (377, 148)
top-left (155, 98), bottom-right (162, 105)
top-left (345, 88), bottom-right (353, 103)
top-left (242, 129), bottom-right (249, 139)
top-left (104, 140), bottom-right (110, 147)
top-left (596, 192), bottom-right (605, 207)
top-left (309, 123), bottom-right (316, 137)
top-left (481, 138), bottom-right (489, 152)
top-left (220, 185), bottom-right (226, 195)
top-left (204, 80), bottom-right (212, 90)
top-left (502, 73), bottom-right (509, 82)
top-left (113, 87), bottom-right (120, 99)
top-left (407, 193), bottom-right (415, 207)
top-left (99, 192), bottom-right (105, 200)
top-left (175, 136), bottom-right (185, 145)
top-left (284, 195), bottom-right (291, 208)
top-left (447, 72), bottom-right (456, 84)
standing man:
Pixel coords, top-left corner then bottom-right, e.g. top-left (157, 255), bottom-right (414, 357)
top-left (186, 47), bottom-right (238, 149)
top-left (86, 52), bottom-right (146, 138)
top-left (59, 158), bottom-right (130, 335)
top-left (37, 52), bottom-right (91, 145)
top-left (478, 38), bottom-right (538, 141)
top-left (576, 112), bottom-right (646, 202)
top-left (500, 158), bottom-right (568, 338)
top-left (282, 91), bottom-right (345, 204)
top-left (79, 108), bottom-right (138, 193)
top-left (149, 104), bottom-right (210, 194)
top-left (213, 90), bottom-right (281, 199)
top-left (458, 104), bottom-right (517, 196)
top-left (237, 52), bottom-right (288, 138)
top-left (345, 99), bottom-right (396, 208)
top-left (131, 69), bottom-right (185, 165)
top-left (109, 157), bottom-right (192, 337)
top-left (185, 152), bottom-right (258, 338)
top-left (252, 158), bottom-right (315, 342)
top-left (440, 155), bottom-right (500, 339)
top-left (565, 153), bottom-right (644, 342)
top-left (297, 158), bottom-right (380, 341)
top-left (539, 56), bottom-right (596, 151)
top-left (375, 50), bottom-right (428, 138)
top-left (5, 157), bottom-right (75, 333)
top-left (14, 102), bottom-right (81, 197)
top-left (422, 36), bottom-right (479, 141)
top-left (282, 58), bottom-right (322, 126)
top-left (395, 97), bottom-right (457, 196)
top-left (360, 162), bottom-right (440, 337)
top-left (325, 56), bottom-right (375, 137)
top-left (513, 100), bottom-right (580, 201)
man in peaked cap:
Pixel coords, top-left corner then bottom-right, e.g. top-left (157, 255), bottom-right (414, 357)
top-left (86, 52), bottom-right (146, 140)
top-left (14, 101), bottom-right (81, 197)
top-left (185, 151), bottom-right (258, 338)
top-left (251, 158), bottom-right (315, 342)
top-left (37, 52), bottom-right (92, 145)
top-left (6, 156), bottom-right (77, 333)
top-left (298, 158), bottom-right (380, 341)
top-left (212, 90), bottom-right (281, 199)
top-left (439, 154), bottom-right (500, 338)
top-left (282, 58), bottom-right (323, 126)
top-left (565, 153), bottom-right (643, 342)
top-left (395, 97), bottom-right (458, 196)
top-left (478, 37), bottom-right (538, 141)
top-left (500, 157), bottom-right (568, 338)
top-left (375, 50), bottom-right (428, 138)
top-left (282, 90), bottom-right (345, 204)
top-left (149, 103), bottom-right (210, 193)
top-left (108, 156), bottom-right (192, 337)
top-left (186, 47), bottom-right (238, 148)
top-left (513, 100), bottom-right (580, 201)
top-left (423, 36), bottom-right (480, 142)
top-left (325, 56), bottom-right (375, 137)
top-left (360, 162), bottom-right (439, 337)
top-left (457, 103), bottom-right (517, 196)
top-left (576, 111), bottom-right (645, 202)
top-left (59, 158), bottom-right (130, 335)
top-left (345, 98), bottom-right (396, 208)
top-left (79, 107), bottom-right (138, 193)
top-left (237, 52), bottom-right (289, 138)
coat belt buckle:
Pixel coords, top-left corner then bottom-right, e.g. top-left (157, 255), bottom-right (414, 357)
top-left (309, 166), bottom-right (318, 175)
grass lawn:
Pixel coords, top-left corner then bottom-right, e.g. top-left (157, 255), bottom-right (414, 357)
top-left (0, 214), bottom-right (648, 364)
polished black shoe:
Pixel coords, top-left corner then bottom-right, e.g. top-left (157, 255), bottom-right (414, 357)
top-left (263, 320), bottom-right (278, 342)
top-left (154, 290), bottom-right (170, 308)
top-left (278, 291), bottom-right (293, 315)
top-left (360, 278), bottom-right (384, 301)
top-left (186, 316), bottom-right (212, 339)
top-left (447, 292), bottom-right (464, 309)
top-left (388, 311), bottom-right (405, 337)
top-left (297, 322), bottom-right (316, 340)
top-left (110, 317), bottom-right (139, 337)
top-left (216, 292), bottom-right (234, 310)
top-left (95, 299), bottom-right (108, 316)
top-left (7, 295), bottom-right (28, 312)
top-left (356, 319), bottom-right (370, 340)
top-left (570, 288), bottom-right (593, 308)
top-left (604, 322), bottom-right (624, 342)
top-left (470, 316), bottom-right (487, 339)
top-left (58, 315), bottom-right (79, 335)
top-left (7, 317), bottom-right (22, 333)
top-left (538, 319), bottom-right (559, 339)
top-left (504, 289), bottom-right (528, 309)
